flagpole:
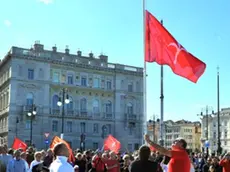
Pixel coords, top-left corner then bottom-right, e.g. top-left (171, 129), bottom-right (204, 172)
top-left (143, 0), bottom-right (147, 144)
top-left (159, 20), bottom-right (164, 146)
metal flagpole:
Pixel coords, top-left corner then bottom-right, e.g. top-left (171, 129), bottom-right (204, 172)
top-left (143, 0), bottom-right (147, 144)
top-left (159, 20), bottom-right (164, 146)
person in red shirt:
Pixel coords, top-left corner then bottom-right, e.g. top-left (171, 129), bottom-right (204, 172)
top-left (219, 152), bottom-right (230, 172)
top-left (104, 151), bottom-right (120, 172)
top-left (91, 152), bottom-right (106, 172)
top-left (145, 134), bottom-right (190, 172)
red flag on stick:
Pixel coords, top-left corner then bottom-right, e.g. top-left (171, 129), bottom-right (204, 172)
top-left (145, 10), bottom-right (206, 83)
top-left (12, 137), bottom-right (27, 151)
top-left (104, 135), bottom-right (121, 154)
top-left (50, 136), bottom-right (75, 163)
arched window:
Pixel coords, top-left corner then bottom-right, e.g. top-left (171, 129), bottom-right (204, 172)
top-left (80, 98), bottom-right (87, 112)
top-left (106, 101), bottom-right (112, 114)
top-left (67, 97), bottom-right (73, 110)
top-left (26, 93), bottom-right (34, 105)
top-left (127, 103), bottom-right (133, 114)
top-left (52, 95), bottom-right (59, 109)
top-left (93, 99), bottom-right (99, 115)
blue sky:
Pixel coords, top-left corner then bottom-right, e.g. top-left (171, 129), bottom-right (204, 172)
top-left (1, 0), bottom-right (230, 122)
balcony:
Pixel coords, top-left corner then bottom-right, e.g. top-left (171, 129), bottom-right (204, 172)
top-left (51, 109), bottom-right (60, 116)
top-left (102, 113), bottom-right (113, 120)
top-left (125, 113), bottom-right (137, 122)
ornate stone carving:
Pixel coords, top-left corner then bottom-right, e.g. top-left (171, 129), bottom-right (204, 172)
top-left (19, 83), bottom-right (41, 90)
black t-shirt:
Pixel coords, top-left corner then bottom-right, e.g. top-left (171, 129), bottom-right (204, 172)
top-left (75, 159), bottom-right (86, 172)
top-left (130, 160), bottom-right (158, 172)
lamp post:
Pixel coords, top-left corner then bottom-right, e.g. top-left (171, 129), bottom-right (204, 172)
top-left (217, 66), bottom-right (221, 155)
top-left (148, 114), bottom-right (156, 142)
top-left (57, 88), bottom-right (70, 139)
top-left (27, 104), bottom-right (37, 146)
top-left (16, 117), bottom-right (19, 137)
top-left (101, 125), bottom-right (107, 139)
top-left (198, 106), bottom-right (214, 156)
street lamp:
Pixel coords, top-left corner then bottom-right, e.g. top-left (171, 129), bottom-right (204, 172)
top-left (57, 88), bottom-right (69, 139)
top-left (101, 125), bottom-right (107, 139)
top-left (148, 114), bottom-right (157, 142)
top-left (198, 106), bottom-right (214, 156)
top-left (27, 104), bottom-right (37, 146)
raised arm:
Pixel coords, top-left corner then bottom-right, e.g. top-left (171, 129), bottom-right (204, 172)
top-left (144, 134), bottom-right (172, 157)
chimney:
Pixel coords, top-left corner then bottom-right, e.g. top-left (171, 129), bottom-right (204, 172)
top-left (65, 45), bottom-right (69, 55)
top-left (52, 44), bottom-right (57, 52)
top-left (99, 54), bottom-right (108, 62)
top-left (77, 50), bottom-right (82, 57)
top-left (89, 51), bottom-right (94, 58)
top-left (34, 40), bottom-right (44, 51)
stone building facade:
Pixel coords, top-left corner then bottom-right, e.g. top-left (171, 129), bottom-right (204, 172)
top-left (0, 41), bottom-right (144, 150)
top-left (200, 108), bottom-right (230, 153)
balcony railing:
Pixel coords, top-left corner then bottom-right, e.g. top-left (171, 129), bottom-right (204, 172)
top-left (125, 114), bottom-right (137, 121)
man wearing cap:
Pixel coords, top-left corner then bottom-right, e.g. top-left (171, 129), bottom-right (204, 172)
top-left (145, 134), bottom-right (190, 172)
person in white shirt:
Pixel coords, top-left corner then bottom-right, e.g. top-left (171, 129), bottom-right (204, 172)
top-left (29, 152), bottom-right (43, 172)
top-left (49, 143), bottom-right (74, 172)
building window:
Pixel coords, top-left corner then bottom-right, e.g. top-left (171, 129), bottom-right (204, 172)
top-left (225, 131), bottom-right (227, 138)
top-left (67, 121), bottom-right (72, 132)
top-left (127, 103), bottom-right (133, 114)
top-left (136, 81), bottom-right (140, 92)
top-left (18, 65), bottom-right (23, 76)
top-left (68, 74), bottom-right (73, 85)
top-left (94, 78), bottom-right (100, 88)
top-left (52, 95), bottom-right (59, 109)
top-left (25, 120), bottom-right (31, 129)
top-left (106, 101), bottom-right (112, 114)
top-left (93, 100), bottom-right (99, 116)
top-left (225, 141), bottom-right (227, 146)
top-left (39, 68), bottom-right (44, 79)
top-left (80, 98), bottom-right (87, 113)
top-left (80, 122), bottom-right (86, 133)
top-left (128, 82), bottom-right (133, 92)
top-left (106, 81), bottom-right (112, 90)
top-left (26, 93), bottom-right (33, 106)
top-left (213, 122), bottom-right (216, 127)
top-left (81, 76), bottom-right (87, 86)
top-left (93, 142), bottom-right (98, 150)
top-left (224, 121), bottom-right (228, 126)
top-left (93, 123), bottom-right (99, 133)
top-left (52, 121), bottom-right (58, 132)
top-left (53, 72), bottom-right (60, 83)
top-left (107, 124), bottom-right (111, 133)
top-left (66, 97), bottom-right (73, 110)
top-left (28, 69), bottom-right (34, 80)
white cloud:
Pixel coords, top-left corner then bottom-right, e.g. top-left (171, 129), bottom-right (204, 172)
top-left (38, 0), bottom-right (53, 4)
top-left (4, 20), bottom-right (11, 27)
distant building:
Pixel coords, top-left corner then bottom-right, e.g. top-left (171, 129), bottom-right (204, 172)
top-left (200, 107), bottom-right (230, 153)
top-left (0, 41), bottom-right (144, 151)
top-left (164, 120), bottom-right (201, 151)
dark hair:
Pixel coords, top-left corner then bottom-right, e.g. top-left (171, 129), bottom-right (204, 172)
top-left (53, 143), bottom-right (67, 158)
top-left (178, 139), bottom-right (187, 149)
top-left (139, 145), bottom-right (150, 161)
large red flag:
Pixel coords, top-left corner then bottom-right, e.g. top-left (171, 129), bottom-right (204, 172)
top-left (104, 135), bottom-right (121, 154)
top-left (50, 136), bottom-right (75, 163)
top-left (145, 10), bottom-right (206, 83)
top-left (12, 137), bottom-right (27, 151)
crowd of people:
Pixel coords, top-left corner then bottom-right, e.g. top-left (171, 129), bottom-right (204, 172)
top-left (0, 135), bottom-right (230, 172)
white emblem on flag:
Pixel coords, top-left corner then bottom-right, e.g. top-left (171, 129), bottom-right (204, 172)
top-left (168, 42), bottom-right (187, 64)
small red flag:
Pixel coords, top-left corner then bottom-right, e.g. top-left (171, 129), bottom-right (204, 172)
top-left (50, 136), bottom-right (75, 163)
top-left (12, 137), bottom-right (27, 151)
top-left (104, 135), bottom-right (121, 154)
top-left (145, 10), bottom-right (206, 83)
